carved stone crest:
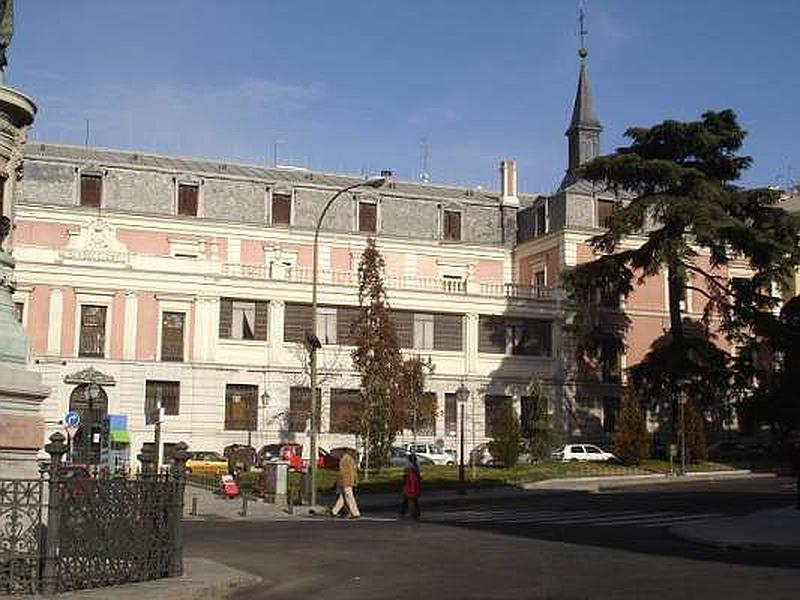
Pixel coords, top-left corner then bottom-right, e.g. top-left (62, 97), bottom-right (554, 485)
top-left (62, 217), bottom-right (128, 263)
top-left (63, 366), bottom-right (116, 386)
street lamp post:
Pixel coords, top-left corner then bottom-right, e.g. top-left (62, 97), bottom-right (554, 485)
top-left (455, 383), bottom-right (470, 494)
top-left (306, 175), bottom-right (388, 507)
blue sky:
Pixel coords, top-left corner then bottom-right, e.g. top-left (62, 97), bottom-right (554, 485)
top-left (11, 1), bottom-right (800, 194)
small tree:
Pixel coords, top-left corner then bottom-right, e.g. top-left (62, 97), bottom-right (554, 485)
top-left (489, 407), bottom-right (522, 468)
top-left (522, 378), bottom-right (555, 461)
top-left (399, 355), bottom-right (436, 442)
top-left (352, 238), bottom-right (404, 470)
top-left (684, 400), bottom-right (708, 462)
top-left (612, 390), bottom-right (650, 465)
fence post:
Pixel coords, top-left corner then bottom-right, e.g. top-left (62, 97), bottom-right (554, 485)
top-left (169, 441), bottom-right (189, 577)
top-left (138, 443), bottom-right (155, 479)
top-left (41, 432), bottom-right (68, 595)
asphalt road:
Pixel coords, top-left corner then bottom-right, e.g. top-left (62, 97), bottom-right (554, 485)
top-left (184, 476), bottom-right (800, 600)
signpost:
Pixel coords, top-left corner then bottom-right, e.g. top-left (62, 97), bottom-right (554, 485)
top-left (64, 411), bottom-right (81, 463)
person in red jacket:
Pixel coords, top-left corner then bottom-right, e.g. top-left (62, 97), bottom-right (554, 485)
top-left (400, 452), bottom-right (422, 519)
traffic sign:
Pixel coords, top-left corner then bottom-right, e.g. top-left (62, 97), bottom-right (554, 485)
top-left (65, 411), bottom-right (81, 428)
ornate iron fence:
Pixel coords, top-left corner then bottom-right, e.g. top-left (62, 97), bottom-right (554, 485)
top-left (0, 434), bottom-right (189, 596)
top-left (0, 479), bottom-right (44, 595)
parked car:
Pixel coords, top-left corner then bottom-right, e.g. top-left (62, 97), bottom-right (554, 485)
top-left (257, 443), bottom-right (304, 472)
top-left (185, 451), bottom-right (229, 476)
top-left (405, 443), bottom-right (455, 466)
top-left (317, 448), bottom-right (340, 470)
top-left (708, 439), bottom-right (770, 461)
top-left (223, 444), bottom-right (257, 472)
top-left (389, 446), bottom-right (434, 467)
top-left (551, 444), bottom-right (616, 462)
top-left (469, 443), bottom-right (536, 467)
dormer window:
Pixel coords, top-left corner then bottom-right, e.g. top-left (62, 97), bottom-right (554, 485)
top-left (597, 199), bottom-right (615, 228)
top-left (443, 209), bottom-right (461, 241)
top-left (80, 173), bottom-right (102, 208)
top-left (178, 183), bottom-right (199, 216)
top-left (271, 192), bottom-right (292, 226)
top-left (358, 201), bottom-right (377, 233)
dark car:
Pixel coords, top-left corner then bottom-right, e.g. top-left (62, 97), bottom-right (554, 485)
top-left (257, 443), bottom-right (304, 471)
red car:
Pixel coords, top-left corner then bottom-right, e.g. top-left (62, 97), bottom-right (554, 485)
top-left (258, 443), bottom-right (304, 472)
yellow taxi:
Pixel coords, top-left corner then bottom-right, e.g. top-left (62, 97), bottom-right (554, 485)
top-left (185, 451), bottom-right (228, 476)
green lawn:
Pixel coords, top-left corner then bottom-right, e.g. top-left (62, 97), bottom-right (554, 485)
top-left (189, 458), bottom-right (747, 501)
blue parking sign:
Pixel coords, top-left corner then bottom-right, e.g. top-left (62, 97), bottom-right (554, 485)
top-left (64, 411), bottom-right (81, 428)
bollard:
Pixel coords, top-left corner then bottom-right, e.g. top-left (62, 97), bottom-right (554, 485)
top-left (240, 494), bottom-right (248, 517)
top-left (191, 496), bottom-right (198, 516)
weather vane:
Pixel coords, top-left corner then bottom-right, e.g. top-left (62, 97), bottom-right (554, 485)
top-left (578, 3), bottom-right (588, 60)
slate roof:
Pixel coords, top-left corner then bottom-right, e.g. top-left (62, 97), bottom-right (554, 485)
top-left (25, 142), bottom-right (542, 205)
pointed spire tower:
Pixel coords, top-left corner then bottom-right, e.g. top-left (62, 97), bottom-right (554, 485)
top-left (565, 6), bottom-right (602, 180)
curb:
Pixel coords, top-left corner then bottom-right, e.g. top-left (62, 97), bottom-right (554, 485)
top-left (24, 558), bottom-right (261, 600)
top-left (669, 525), bottom-right (800, 552)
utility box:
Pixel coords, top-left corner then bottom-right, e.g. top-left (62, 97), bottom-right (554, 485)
top-left (260, 462), bottom-right (288, 507)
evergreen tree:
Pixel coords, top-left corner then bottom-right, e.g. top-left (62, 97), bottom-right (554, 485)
top-left (352, 238), bottom-right (404, 469)
top-left (489, 406), bottom-right (522, 468)
top-left (611, 390), bottom-right (650, 465)
top-left (521, 377), bottom-right (555, 461)
top-left (564, 110), bottom-right (800, 444)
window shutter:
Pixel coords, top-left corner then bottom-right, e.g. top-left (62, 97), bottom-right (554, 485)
top-left (329, 389), bottom-right (362, 434)
top-left (284, 303), bottom-right (312, 343)
top-left (80, 175), bottom-right (102, 208)
top-left (433, 313), bottom-right (463, 351)
top-left (79, 305), bottom-right (106, 357)
top-left (272, 193), bottom-right (291, 225)
top-left (178, 184), bottom-right (199, 216)
top-left (390, 310), bottom-right (414, 348)
top-left (444, 210), bottom-right (461, 241)
top-left (225, 384), bottom-right (258, 431)
top-left (254, 300), bottom-right (269, 340)
top-left (597, 200), bottom-right (615, 228)
top-left (359, 202), bottom-right (377, 233)
top-left (478, 316), bottom-right (506, 354)
top-left (336, 306), bottom-right (360, 346)
top-left (219, 298), bottom-right (233, 338)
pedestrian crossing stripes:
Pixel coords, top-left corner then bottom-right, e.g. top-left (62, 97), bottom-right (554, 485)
top-left (407, 507), bottom-right (724, 529)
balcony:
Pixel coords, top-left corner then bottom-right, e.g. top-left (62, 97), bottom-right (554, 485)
top-left (219, 263), bottom-right (561, 301)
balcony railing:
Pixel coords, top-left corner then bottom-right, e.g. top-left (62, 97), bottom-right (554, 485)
top-left (220, 263), bottom-right (559, 300)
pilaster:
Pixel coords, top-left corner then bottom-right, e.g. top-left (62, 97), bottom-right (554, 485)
top-left (465, 313), bottom-right (479, 374)
top-left (123, 290), bottom-right (138, 360)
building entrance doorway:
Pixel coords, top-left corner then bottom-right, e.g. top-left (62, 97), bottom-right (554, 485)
top-left (68, 383), bottom-right (109, 464)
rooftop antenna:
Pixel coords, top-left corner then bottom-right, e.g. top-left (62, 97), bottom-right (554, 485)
top-left (84, 119), bottom-right (90, 147)
top-left (578, 2), bottom-right (589, 60)
top-left (420, 138), bottom-right (431, 182)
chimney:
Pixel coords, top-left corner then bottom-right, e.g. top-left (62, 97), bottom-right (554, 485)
top-left (499, 160), bottom-right (519, 207)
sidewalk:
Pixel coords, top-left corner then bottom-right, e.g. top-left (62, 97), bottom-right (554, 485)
top-left (522, 469), bottom-right (773, 492)
top-left (183, 483), bottom-right (293, 521)
top-left (670, 505), bottom-right (800, 550)
top-left (26, 557), bottom-right (260, 599)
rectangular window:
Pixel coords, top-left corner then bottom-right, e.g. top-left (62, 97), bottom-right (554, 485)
top-left (444, 393), bottom-right (457, 437)
top-left (506, 319), bottom-right (552, 357)
top-left (271, 193), bottom-right (291, 225)
top-left (80, 174), bottom-right (102, 208)
top-left (484, 395), bottom-right (512, 439)
top-left (224, 384), bottom-right (258, 431)
top-left (433, 313), bottom-right (463, 351)
top-left (145, 380), bottom-right (180, 423)
top-left (597, 199), bottom-right (615, 228)
top-left (535, 204), bottom-right (547, 236)
top-left (283, 303), bottom-right (312, 343)
top-left (443, 210), bottom-right (461, 241)
top-left (219, 298), bottom-right (268, 341)
top-left (330, 389), bottom-right (361, 434)
top-left (79, 305), bottom-right (106, 357)
top-left (413, 392), bottom-right (437, 436)
top-left (288, 387), bottom-right (319, 433)
top-left (316, 307), bottom-right (337, 345)
top-left (478, 316), bottom-right (507, 354)
top-left (161, 312), bottom-right (185, 362)
top-left (177, 183), bottom-right (199, 216)
top-left (602, 396), bottom-right (621, 434)
top-left (14, 302), bottom-right (23, 323)
top-left (533, 270), bottom-right (546, 293)
top-left (413, 313), bottom-right (434, 350)
top-left (359, 201), bottom-right (377, 233)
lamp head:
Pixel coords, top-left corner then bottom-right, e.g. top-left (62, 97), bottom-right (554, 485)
top-left (364, 176), bottom-right (387, 189)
